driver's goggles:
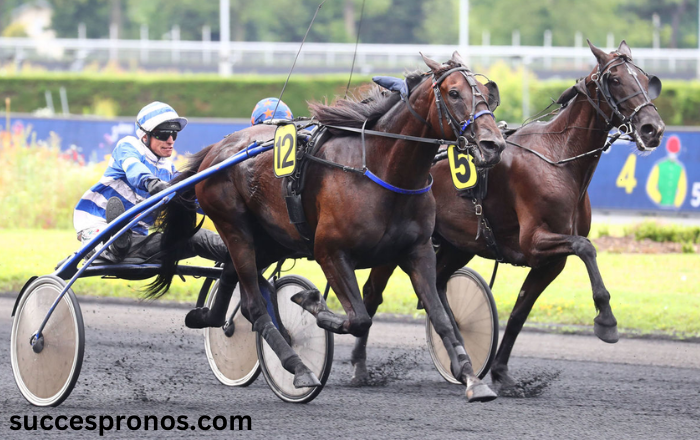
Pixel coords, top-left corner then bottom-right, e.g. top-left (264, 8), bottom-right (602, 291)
top-left (151, 130), bottom-right (178, 141)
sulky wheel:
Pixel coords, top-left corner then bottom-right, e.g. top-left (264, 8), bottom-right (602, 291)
top-left (203, 280), bottom-right (261, 387)
top-left (257, 275), bottom-right (333, 403)
top-left (10, 275), bottom-right (85, 407)
top-left (426, 267), bottom-right (499, 383)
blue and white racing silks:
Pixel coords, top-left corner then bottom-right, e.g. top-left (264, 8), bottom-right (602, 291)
top-left (73, 136), bottom-right (175, 236)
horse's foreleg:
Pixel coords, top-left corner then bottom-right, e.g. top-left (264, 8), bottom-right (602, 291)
top-left (350, 264), bottom-right (397, 384)
top-left (400, 242), bottom-right (496, 402)
top-left (570, 236), bottom-right (618, 343)
top-left (526, 231), bottom-right (618, 343)
top-left (490, 260), bottom-right (565, 394)
top-left (293, 250), bottom-right (371, 337)
top-left (185, 262), bottom-right (239, 329)
top-left (435, 239), bottom-right (475, 345)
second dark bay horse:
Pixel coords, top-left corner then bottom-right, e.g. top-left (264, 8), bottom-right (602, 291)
top-left (148, 52), bottom-right (506, 401)
top-left (359, 41), bottom-right (665, 395)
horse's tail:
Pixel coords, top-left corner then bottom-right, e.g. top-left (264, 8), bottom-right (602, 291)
top-left (144, 145), bottom-right (214, 299)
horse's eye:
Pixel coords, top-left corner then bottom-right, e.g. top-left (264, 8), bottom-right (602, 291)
top-left (448, 90), bottom-right (460, 98)
top-left (611, 77), bottom-right (620, 85)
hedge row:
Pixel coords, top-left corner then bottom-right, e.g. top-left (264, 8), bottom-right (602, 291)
top-left (0, 72), bottom-right (697, 125)
top-left (0, 73), bottom-right (371, 120)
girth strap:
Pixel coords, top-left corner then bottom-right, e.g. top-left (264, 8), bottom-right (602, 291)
top-left (472, 197), bottom-right (504, 263)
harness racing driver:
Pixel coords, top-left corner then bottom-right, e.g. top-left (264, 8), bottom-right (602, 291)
top-left (73, 101), bottom-right (228, 265)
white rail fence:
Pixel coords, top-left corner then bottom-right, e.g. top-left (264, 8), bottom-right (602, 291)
top-left (2, 36), bottom-right (699, 77)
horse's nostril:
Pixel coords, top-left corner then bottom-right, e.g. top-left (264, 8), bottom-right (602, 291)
top-left (641, 124), bottom-right (657, 138)
top-left (479, 140), bottom-right (503, 155)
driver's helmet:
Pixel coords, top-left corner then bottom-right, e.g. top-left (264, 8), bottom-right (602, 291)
top-left (135, 101), bottom-right (188, 138)
top-left (251, 98), bottom-right (293, 126)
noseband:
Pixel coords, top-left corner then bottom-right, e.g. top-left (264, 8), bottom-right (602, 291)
top-left (576, 54), bottom-right (659, 143)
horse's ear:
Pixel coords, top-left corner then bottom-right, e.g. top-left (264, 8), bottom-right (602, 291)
top-left (617, 40), bottom-right (632, 59)
top-left (557, 85), bottom-right (578, 105)
top-left (485, 81), bottom-right (500, 111)
top-left (647, 75), bottom-right (662, 100)
top-left (450, 51), bottom-right (466, 67)
top-left (420, 52), bottom-right (443, 72)
top-left (587, 39), bottom-right (609, 66)
top-left (405, 74), bottom-right (423, 92)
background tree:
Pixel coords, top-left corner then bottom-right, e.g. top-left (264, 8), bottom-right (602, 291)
top-left (0, 0), bottom-right (697, 48)
top-left (623, 0), bottom-right (699, 48)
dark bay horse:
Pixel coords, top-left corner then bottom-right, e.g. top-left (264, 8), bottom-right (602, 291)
top-left (358, 41), bottom-right (665, 394)
top-left (148, 52), bottom-right (506, 401)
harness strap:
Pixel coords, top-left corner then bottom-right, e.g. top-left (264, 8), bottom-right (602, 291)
top-left (325, 124), bottom-right (460, 146)
top-left (304, 153), bottom-right (364, 175)
top-left (489, 261), bottom-right (499, 290)
top-left (473, 197), bottom-right (504, 263)
top-left (403, 87), bottom-right (436, 133)
top-left (505, 131), bottom-right (621, 166)
top-left (432, 84), bottom-right (449, 139)
top-left (364, 170), bottom-right (433, 195)
top-left (575, 79), bottom-right (614, 129)
top-left (462, 110), bottom-right (495, 130)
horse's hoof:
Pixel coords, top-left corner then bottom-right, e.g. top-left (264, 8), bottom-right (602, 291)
top-left (466, 382), bottom-right (498, 403)
top-left (290, 289), bottom-right (325, 314)
top-left (317, 310), bottom-right (347, 333)
top-left (293, 366), bottom-right (321, 388)
top-left (351, 362), bottom-right (368, 385)
top-left (185, 307), bottom-right (223, 329)
top-left (490, 371), bottom-right (517, 396)
top-left (594, 321), bottom-right (619, 343)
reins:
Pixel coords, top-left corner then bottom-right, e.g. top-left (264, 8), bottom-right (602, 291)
top-left (506, 131), bottom-right (623, 166)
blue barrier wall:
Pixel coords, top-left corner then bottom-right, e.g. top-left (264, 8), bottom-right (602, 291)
top-left (4, 115), bottom-right (700, 215)
top-left (588, 131), bottom-right (700, 214)
top-left (5, 114), bottom-right (249, 164)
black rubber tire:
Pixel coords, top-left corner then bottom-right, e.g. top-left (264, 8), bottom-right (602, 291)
top-left (256, 275), bottom-right (334, 403)
top-left (10, 275), bottom-right (85, 407)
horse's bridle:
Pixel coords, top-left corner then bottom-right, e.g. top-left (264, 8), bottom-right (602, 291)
top-left (576, 53), bottom-right (662, 150)
top-left (404, 66), bottom-right (498, 150)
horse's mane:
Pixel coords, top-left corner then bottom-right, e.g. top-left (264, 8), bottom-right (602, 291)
top-left (308, 70), bottom-right (428, 129)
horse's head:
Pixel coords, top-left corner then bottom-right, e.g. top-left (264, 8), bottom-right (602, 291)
top-left (420, 52), bottom-right (505, 168)
top-left (586, 40), bottom-right (665, 151)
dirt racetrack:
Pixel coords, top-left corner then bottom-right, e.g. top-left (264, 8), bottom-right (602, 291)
top-left (1, 295), bottom-right (699, 439)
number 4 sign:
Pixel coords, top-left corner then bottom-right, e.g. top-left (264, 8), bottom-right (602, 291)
top-left (616, 153), bottom-right (637, 194)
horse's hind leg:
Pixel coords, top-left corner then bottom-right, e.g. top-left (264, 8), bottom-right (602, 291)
top-left (185, 262), bottom-right (238, 329)
top-left (400, 241), bottom-right (496, 402)
top-left (351, 264), bottom-right (397, 383)
top-left (215, 221), bottom-right (320, 388)
top-left (292, 250), bottom-right (371, 337)
top-left (490, 260), bottom-right (566, 395)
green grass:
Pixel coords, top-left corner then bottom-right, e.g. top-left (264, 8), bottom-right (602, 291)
top-left (1, 229), bottom-right (699, 338)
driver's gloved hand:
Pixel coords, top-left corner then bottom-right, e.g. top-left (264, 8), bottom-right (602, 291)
top-left (146, 178), bottom-right (170, 196)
